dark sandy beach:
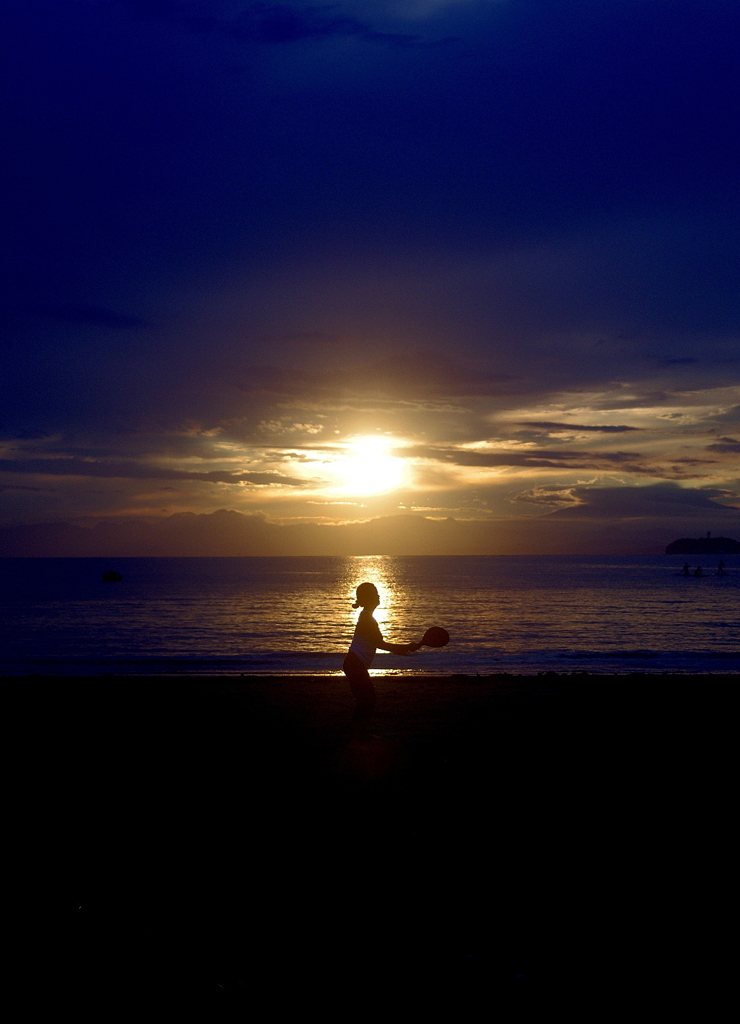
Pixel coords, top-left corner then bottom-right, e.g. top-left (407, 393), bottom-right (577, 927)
top-left (13, 672), bottom-right (733, 1008)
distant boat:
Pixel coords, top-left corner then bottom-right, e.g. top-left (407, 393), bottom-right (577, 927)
top-left (102, 570), bottom-right (123, 582)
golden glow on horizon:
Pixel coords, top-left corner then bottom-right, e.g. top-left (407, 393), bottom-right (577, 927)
top-left (334, 436), bottom-right (405, 495)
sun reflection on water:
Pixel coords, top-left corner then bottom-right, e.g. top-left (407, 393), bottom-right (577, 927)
top-left (346, 554), bottom-right (396, 613)
top-left (343, 555), bottom-right (423, 674)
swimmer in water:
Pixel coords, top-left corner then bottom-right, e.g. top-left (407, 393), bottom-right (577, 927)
top-left (343, 582), bottom-right (421, 739)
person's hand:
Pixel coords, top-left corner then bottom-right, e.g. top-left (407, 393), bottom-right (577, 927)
top-left (408, 642), bottom-right (422, 653)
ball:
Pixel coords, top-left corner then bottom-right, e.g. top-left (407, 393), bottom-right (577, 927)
top-left (422, 626), bottom-right (449, 648)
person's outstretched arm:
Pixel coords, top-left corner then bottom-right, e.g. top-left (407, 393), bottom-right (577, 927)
top-left (368, 616), bottom-right (421, 656)
top-left (376, 639), bottom-right (422, 656)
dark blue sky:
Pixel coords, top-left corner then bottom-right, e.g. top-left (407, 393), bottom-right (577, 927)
top-left (2, 0), bottom-right (739, 548)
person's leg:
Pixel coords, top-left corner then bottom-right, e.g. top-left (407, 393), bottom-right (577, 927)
top-left (343, 653), bottom-right (376, 736)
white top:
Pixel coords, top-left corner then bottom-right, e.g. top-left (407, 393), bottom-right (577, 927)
top-left (349, 609), bottom-right (383, 668)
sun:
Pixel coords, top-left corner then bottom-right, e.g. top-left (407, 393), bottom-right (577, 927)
top-left (335, 437), bottom-right (405, 495)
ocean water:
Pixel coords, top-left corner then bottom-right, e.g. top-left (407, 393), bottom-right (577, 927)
top-left (1, 555), bottom-right (738, 676)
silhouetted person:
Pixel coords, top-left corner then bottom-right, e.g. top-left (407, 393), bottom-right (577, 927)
top-left (694, 565), bottom-right (703, 577)
top-left (717, 561), bottom-right (726, 575)
top-left (343, 582), bottom-right (421, 740)
top-left (681, 563), bottom-right (691, 575)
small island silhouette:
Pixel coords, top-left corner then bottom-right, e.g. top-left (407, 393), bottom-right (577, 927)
top-left (665, 532), bottom-right (740, 555)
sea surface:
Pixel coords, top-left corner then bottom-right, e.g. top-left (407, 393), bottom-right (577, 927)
top-left (1, 555), bottom-right (738, 676)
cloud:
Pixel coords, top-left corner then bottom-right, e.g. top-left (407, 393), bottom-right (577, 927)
top-left (706, 437), bottom-right (740, 453)
top-left (544, 483), bottom-right (739, 520)
top-left (405, 445), bottom-right (642, 467)
top-left (712, 406), bottom-right (740, 428)
top-left (511, 486), bottom-right (582, 508)
top-left (21, 303), bottom-right (149, 329)
top-left (231, 3), bottom-right (418, 45)
top-left (402, 444), bottom-right (717, 477)
top-left (124, 1), bottom-right (420, 46)
top-left (0, 459), bottom-right (307, 486)
top-left (234, 354), bottom-right (515, 402)
top-left (515, 421), bottom-right (640, 433)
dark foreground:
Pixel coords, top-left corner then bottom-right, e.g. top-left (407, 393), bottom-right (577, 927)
top-left (12, 673), bottom-right (734, 1008)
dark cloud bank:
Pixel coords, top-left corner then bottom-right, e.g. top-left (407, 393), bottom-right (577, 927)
top-left (0, 460), bottom-right (305, 487)
top-left (3, 486), bottom-right (738, 557)
top-left (124, 0), bottom-right (424, 47)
